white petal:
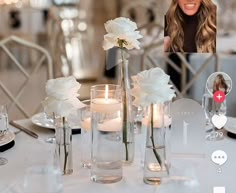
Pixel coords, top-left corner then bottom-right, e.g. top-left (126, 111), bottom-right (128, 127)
top-left (113, 17), bottom-right (137, 31)
top-left (103, 39), bottom-right (115, 50)
top-left (131, 67), bottom-right (176, 106)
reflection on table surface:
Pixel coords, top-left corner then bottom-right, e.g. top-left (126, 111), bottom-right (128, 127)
top-left (1, 118), bottom-right (236, 193)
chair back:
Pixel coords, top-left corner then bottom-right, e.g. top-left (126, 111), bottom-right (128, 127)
top-left (0, 35), bottom-right (53, 119)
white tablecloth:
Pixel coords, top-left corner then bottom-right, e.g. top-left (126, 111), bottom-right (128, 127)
top-left (1, 119), bottom-right (236, 193)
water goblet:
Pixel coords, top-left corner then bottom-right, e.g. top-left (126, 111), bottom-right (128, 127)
top-left (202, 93), bottom-right (225, 141)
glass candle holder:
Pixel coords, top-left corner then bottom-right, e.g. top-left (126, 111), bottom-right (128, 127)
top-left (90, 84), bottom-right (123, 184)
top-left (78, 99), bottom-right (92, 168)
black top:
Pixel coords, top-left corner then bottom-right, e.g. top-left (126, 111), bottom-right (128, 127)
top-left (182, 11), bottom-right (199, 52)
top-left (165, 9), bottom-right (199, 53)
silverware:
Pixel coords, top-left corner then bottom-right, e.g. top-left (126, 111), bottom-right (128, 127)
top-left (9, 121), bottom-right (38, 139)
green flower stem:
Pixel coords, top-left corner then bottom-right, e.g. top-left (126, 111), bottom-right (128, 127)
top-left (122, 90), bottom-right (128, 161)
top-left (63, 117), bottom-right (68, 173)
top-left (119, 40), bottom-right (129, 161)
top-left (150, 104), bottom-right (162, 166)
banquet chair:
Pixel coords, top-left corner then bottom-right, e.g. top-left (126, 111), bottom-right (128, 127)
top-left (142, 49), bottom-right (220, 98)
top-left (121, 0), bottom-right (160, 26)
top-left (0, 35), bottom-right (53, 119)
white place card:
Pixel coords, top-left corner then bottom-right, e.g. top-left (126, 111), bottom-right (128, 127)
top-left (170, 98), bottom-right (206, 156)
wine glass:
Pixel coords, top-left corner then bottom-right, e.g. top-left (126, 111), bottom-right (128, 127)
top-left (202, 93), bottom-right (225, 141)
top-left (202, 93), bottom-right (213, 127)
top-left (0, 104), bottom-right (9, 165)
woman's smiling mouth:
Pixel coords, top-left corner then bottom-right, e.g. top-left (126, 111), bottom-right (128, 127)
top-left (184, 3), bottom-right (196, 10)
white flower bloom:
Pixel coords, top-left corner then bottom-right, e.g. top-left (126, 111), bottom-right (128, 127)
top-left (43, 76), bottom-right (85, 117)
top-left (103, 17), bottom-right (143, 50)
top-left (131, 68), bottom-right (176, 107)
top-left (45, 76), bottom-right (80, 100)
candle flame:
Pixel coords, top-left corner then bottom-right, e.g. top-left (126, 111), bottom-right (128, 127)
top-left (105, 84), bottom-right (109, 102)
top-left (153, 104), bottom-right (163, 127)
top-left (153, 104), bottom-right (158, 118)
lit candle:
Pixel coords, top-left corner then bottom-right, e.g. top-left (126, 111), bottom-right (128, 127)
top-left (142, 104), bottom-right (172, 128)
top-left (98, 114), bottom-right (122, 132)
top-left (143, 115), bottom-right (171, 128)
top-left (91, 85), bottom-right (122, 113)
top-left (81, 117), bottom-right (91, 131)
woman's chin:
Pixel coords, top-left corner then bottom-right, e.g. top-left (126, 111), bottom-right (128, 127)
top-left (182, 9), bottom-right (198, 16)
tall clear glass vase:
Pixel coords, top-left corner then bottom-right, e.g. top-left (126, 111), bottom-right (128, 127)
top-left (54, 116), bottom-right (73, 175)
top-left (143, 102), bottom-right (171, 185)
top-left (120, 59), bottom-right (135, 164)
top-left (90, 84), bottom-right (123, 184)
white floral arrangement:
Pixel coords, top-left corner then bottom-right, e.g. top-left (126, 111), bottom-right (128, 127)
top-left (131, 67), bottom-right (175, 167)
top-left (103, 17), bottom-right (142, 163)
top-left (42, 76), bottom-right (85, 117)
top-left (131, 67), bottom-right (176, 107)
top-left (103, 17), bottom-right (142, 51)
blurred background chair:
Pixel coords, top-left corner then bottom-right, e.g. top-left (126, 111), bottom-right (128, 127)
top-left (47, 5), bottom-right (98, 81)
top-left (0, 35), bottom-right (53, 120)
top-left (0, 0), bottom-right (236, 116)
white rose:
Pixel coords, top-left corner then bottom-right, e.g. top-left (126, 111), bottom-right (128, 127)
top-left (131, 67), bottom-right (176, 107)
top-left (43, 76), bottom-right (85, 117)
top-left (46, 76), bottom-right (81, 100)
top-left (132, 67), bottom-right (170, 86)
top-left (103, 17), bottom-right (143, 50)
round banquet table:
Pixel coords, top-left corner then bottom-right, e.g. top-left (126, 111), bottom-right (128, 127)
top-left (1, 118), bottom-right (236, 193)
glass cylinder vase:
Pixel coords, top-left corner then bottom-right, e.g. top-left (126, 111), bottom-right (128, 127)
top-left (54, 116), bottom-right (73, 175)
top-left (143, 102), bottom-right (171, 185)
top-left (119, 59), bottom-right (135, 164)
top-left (78, 99), bottom-right (92, 168)
top-left (90, 84), bottom-right (123, 183)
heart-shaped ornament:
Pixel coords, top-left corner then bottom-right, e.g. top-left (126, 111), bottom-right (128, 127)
top-left (211, 114), bottom-right (227, 129)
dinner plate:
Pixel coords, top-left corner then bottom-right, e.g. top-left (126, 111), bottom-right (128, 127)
top-left (224, 117), bottom-right (236, 134)
top-left (0, 131), bottom-right (15, 146)
top-left (31, 112), bottom-right (81, 129)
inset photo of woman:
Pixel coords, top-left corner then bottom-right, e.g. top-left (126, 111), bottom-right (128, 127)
top-left (164, 0), bottom-right (217, 53)
top-left (207, 72), bottom-right (232, 96)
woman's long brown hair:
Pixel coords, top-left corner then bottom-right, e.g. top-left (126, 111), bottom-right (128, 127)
top-left (165, 0), bottom-right (216, 53)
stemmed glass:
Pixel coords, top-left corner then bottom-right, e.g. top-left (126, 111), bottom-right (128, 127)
top-left (0, 104), bottom-right (9, 165)
top-left (202, 93), bottom-right (213, 127)
top-left (202, 93), bottom-right (225, 141)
